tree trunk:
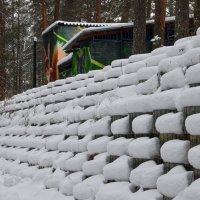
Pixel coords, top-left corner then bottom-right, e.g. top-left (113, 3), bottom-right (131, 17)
top-left (133, 0), bottom-right (146, 54)
top-left (168, 0), bottom-right (175, 16)
top-left (0, 0), bottom-right (6, 100)
top-left (17, 0), bottom-right (22, 93)
top-left (95, 0), bottom-right (101, 23)
top-left (121, 0), bottom-right (131, 23)
top-left (41, 0), bottom-right (47, 30)
top-left (194, 0), bottom-right (200, 33)
top-left (54, 0), bottom-right (60, 21)
top-left (146, 0), bottom-right (152, 19)
top-left (175, 0), bottom-right (189, 40)
top-left (154, 0), bottom-right (167, 47)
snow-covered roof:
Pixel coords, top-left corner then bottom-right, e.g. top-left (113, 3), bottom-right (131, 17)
top-left (57, 52), bottom-right (73, 66)
top-left (42, 20), bottom-right (124, 36)
top-left (62, 15), bottom-right (194, 51)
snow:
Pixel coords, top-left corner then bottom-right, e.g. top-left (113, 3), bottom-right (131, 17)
top-left (160, 68), bottom-right (186, 90)
top-left (38, 151), bottom-right (58, 167)
top-left (53, 152), bottom-right (74, 169)
top-left (126, 95), bottom-right (153, 113)
top-left (103, 155), bottom-right (132, 181)
top-left (157, 166), bottom-right (193, 198)
top-left (188, 145), bottom-right (200, 169)
top-left (118, 73), bottom-right (138, 87)
top-left (88, 70), bottom-right (102, 78)
top-left (160, 140), bottom-right (190, 164)
top-left (108, 98), bottom-right (128, 116)
top-left (137, 66), bottom-right (158, 81)
top-left (91, 116), bottom-right (111, 136)
top-left (77, 87), bottom-right (86, 97)
top-left (78, 119), bottom-right (95, 136)
top-left (45, 135), bottom-right (64, 150)
top-left (146, 54), bottom-right (167, 67)
top-left (70, 134), bottom-right (93, 153)
top-left (165, 44), bottom-right (190, 57)
top-left (43, 122), bottom-right (68, 136)
top-left (136, 75), bottom-right (159, 95)
top-left (58, 136), bottom-right (78, 152)
top-left (107, 67), bottom-right (122, 78)
top-left (173, 178), bottom-right (200, 200)
top-left (128, 137), bottom-right (160, 159)
top-left (75, 73), bottom-right (88, 81)
top-left (44, 168), bottom-right (65, 189)
top-left (64, 152), bottom-right (89, 172)
top-left (2, 29), bottom-right (200, 200)
top-left (94, 71), bottom-right (107, 82)
top-left (129, 189), bottom-right (162, 200)
top-left (155, 112), bottom-right (184, 134)
top-left (111, 116), bottom-right (129, 135)
top-left (111, 59), bottom-right (129, 67)
top-left (33, 168), bottom-right (52, 182)
top-left (96, 182), bottom-right (133, 200)
top-left (79, 106), bottom-right (97, 121)
top-left (86, 82), bottom-right (102, 94)
top-left (132, 114), bottom-right (153, 134)
top-left (65, 122), bottom-right (80, 136)
top-left (123, 61), bottom-right (146, 74)
top-left (87, 136), bottom-right (113, 154)
top-left (197, 28), bottom-right (200, 35)
top-left (84, 94), bottom-right (100, 107)
top-left (129, 53), bottom-right (151, 63)
top-left (71, 80), bottom-right (84, 90)
top-left (59, 171), bottom-right (84, 196)
top-left (114, 85), bottom-right (137, 98)
top-left (186, 63), bottom-right (200, 84)
top-left (184, 48), bottom-right (200, 67)
top-left (66, 76), bottom-right (76, 84)
top-left (158, 55), bottom-right (185, 73)
top-left (73, 175), bottom-right (104, 200)
top-left (186, 114), bottom-right (200, 135)
top-left (82, 153), bottom-right (108, 176)
top-left (102, 65), bottom-right (111, 71)
top-left (107, 137), bottom-right (132, 156)
top-left (130, 161), bottom-right (164, 189)
top-left (101, 78), bottom-right (118, 91)
top-left (150, 88), bottom-right (183, 110)
top-left (28, 149), bottom-right (47, 165)
top-left (176, 86), bottom-right (200, 109)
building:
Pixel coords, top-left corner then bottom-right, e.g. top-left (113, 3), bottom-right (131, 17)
top-left (43, 17), bottom-right (194, 81)
top-left (42, 21), bottom-right (122, 82)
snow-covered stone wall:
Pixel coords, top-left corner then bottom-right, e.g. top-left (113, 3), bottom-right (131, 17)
top-left (1, 28), bottom-right (200, 200)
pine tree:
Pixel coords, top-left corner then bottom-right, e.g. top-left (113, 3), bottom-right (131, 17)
top-left (175, 0), bottom-right (189, 40)
top-left (153, 0), bottom-right (167, 47)
top-left (194, 0), bottom-right (200, 33)
top-left (0, 0), bottom-right (6, 100)
top-left (146, 0), bottom-right (152, 19)
top-left (167, 0), bottom-right (175, 16)
top-left (133, 0), bottom-right (146, 54)
top-left (54, 0), bottom-right (61, 21)
top-left (95, 0), bottom-right (101, 22)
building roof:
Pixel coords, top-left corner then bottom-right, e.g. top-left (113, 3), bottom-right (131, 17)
top-left (42, 20), bottom-right (125, 36)
top-left (57, 52), bottom-right (73, 66)
top-left (62, 16), bottom-right (183, 52)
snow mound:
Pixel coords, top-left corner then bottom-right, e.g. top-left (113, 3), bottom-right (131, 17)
top-left (103, 155), bottom-right (132, 181)
top-left (132, 114), bottom-right (153, 134)
top-left (160, 140), bottom-right (190, 164)
top-left (130, 160), bottom-right (164, 189)
top-left (157, 166), bottom-right (193, 198)
top-left (128, 137), bottom-right (160, 159)
top-left (155, 112), bottom-right (184, 134)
